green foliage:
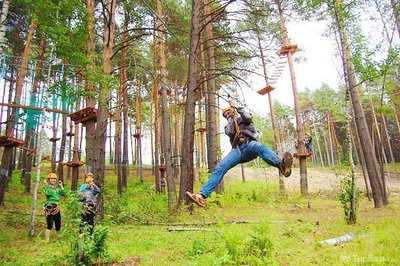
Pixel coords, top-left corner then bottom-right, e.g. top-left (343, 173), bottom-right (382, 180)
top-left (337, 174), bottom-right (361, 224)
top-left (189, 238), bottom-right (206, 256)
top-left (198, 166), bottom-right (209, 185)
top-left (65, 226), bottom-right (112, 265)
top-left (222, 223), bottom-right (274, 265)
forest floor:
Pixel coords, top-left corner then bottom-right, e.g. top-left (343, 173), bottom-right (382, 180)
top-left (0, 165), bottom-right (399, 265)
top-left (225, 164), bottom-right (400, 196)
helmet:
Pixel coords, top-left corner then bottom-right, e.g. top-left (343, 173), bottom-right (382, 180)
top-left (85, 173), bottom-right (94, 182)
top-left (222, 107), bottom-right (234, 118)
top-left (47, 172), bottom-right (57, 179)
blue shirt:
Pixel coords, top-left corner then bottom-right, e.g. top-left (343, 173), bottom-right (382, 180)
top-left (79, 183), bottom-right (101, 205)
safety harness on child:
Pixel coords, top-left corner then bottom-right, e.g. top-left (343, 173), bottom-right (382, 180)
top-left (43, 203), bottom-right (60, 216)
top-left (231, 110), bottom-right (248, 149)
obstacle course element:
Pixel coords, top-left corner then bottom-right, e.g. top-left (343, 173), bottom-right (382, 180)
top-left (257, 85), bottom-right (275, 95)
top-left (196, 127), bottom-right (207, 133)
top-left (294, 152), bottom-right (313, 158)
top-left (280, 44), bottom-right (298, 55)
top-left (158, 89), bottom-right (171, 96)
top-left (133, 133), bottom-right (143, 138)
top-left (0, 136), bottom-right (24, 147)
top-left (158, 165), bottom-right (167, 171)
top-left (68, 107), bottom-right (97, 124)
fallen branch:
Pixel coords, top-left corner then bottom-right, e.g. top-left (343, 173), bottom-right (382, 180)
top-left (167, 227), bottom-right (221, 233)
top-left (124, 215), bottom-right (285, 226)
top-left (319, 233), bottom-right (355, 246)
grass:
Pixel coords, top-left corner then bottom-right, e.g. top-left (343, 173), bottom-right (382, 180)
top-left (0, 169), bottom-right (399, 265)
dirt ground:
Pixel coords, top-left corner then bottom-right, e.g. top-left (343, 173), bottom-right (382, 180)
top-left (225, 165), bottom-right (400, 195)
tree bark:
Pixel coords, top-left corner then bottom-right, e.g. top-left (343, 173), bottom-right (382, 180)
top-left (0, 0), bottom-right (10, 59)
top-left (256, 32), bottom-right (285, 194)
top-left (180, 0), bottom-right (201, 202)
top-left (204, 0), bottom-right (220, 193)
top-left (276, 0), bottom-right (308, 195)
top-left (85, 0), bottom-right (96, 171)
top-left (156, 0), bottom-right (177, 211)
top-left (390, 0), bottom-right (400, 39)
top-left (121, 13), bottom-right (129, 189)
top-left (333, 0), bottom-right (386, 207)
top-left (0, 19), bottom-right (36, 205)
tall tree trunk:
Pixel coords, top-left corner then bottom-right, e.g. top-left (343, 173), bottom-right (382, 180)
top-left (57, 115), bottom-right (67, 182)
top-left (0, 19), bottom-right (36, 205)
top-left (256, 32), bottom-right (285, 194)
top-left (115, 85), bottom-right (122, 194)
top-left (180, 0), bottom-right (201, 202)
top-left (0, 0), bottom-right (10, 59)
top-left (121, 13), bottom-right (129, 189)
top-left (135, 80), bottom-right (143, 182)
top-left (312, 118), bottom-right (325, 168)
top-left (276, 0), bottom-right (308, 195)
top-left (390, 0), bottom-right (400, 39)
top-left (334, 0), bottom-right (386, 207)
top-left (94, 0), bottom-right (116, 218)
top-left (328, 111), bottom-right (339, 164)
top-left (22, 33), bottom-right (46, 192)
top-left (50, 111), bottom-right (59, 172)
top-left (85, 0), bottom-right (96, 171)
top-left (156, 0), bottom-right (176, 211)
top-left (204, 0), bottom-right (220, 194)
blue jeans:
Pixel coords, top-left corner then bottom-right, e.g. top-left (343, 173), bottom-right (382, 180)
top-left (200, 140), bottom-right (282, 198)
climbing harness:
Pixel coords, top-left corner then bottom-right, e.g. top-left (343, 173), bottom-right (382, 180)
top-left (43, 203), bottom-right (60, 216)
top-left (83, 203), bottom-right (96, 214)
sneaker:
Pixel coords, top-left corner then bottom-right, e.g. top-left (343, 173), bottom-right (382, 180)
top-left (279, 152), bottom-right (293, 177)
top-left (186, 191), bottom-right (207, 207)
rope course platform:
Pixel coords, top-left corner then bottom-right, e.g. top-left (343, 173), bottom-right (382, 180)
top-left (65, 161), bottom-right (85, 167)
top-left (68, 107), bottom-right (97, 124)
top-left (293, 152), bottom-right (313, 158)
top-left (196, 127), bottom-right (207, 133)
top-left (157, 89), bottom-right (171, 96)
top-left (0, 136), bottom-right (24, 147)
top-left (158, 165), bottom-right (167, 171)
top-left (49, 137), bottom-right (60, 142)
top-left (65, 132), bottom-right (75, 137)
top-left (257, 85), bottom-right (275, 95)
top-left (280, 45), bottom-right (298, 55)
top-left (133, 133), bottom-right (143, 138)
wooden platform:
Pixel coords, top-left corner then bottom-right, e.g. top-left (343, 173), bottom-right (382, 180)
top-left (49, 137), bottom-right (60, 142)
top-left (280, 44), bottom-right (298, 55)
top-left (294, 152), bottom-right (313, 158)
top-left (133, 133), bottom-right (143, 138)
top-left (65, 161), bottom-right (85, 167)
top-left (66, 132), bottom-right (75, 137)
top-left (0, 136), bottom-right (24, 147)
top-left (196, 127), bottom-right (207, 133)
top-left (158, 165), bottom-right (167, 171)
top-left (158, 89), bottom-right (171, 96)
top-left (257, 85), bottom-right (275, 95)
top-left (68, 107), bottom-right (97, 124)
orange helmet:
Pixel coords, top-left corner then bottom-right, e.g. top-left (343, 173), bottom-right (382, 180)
top-left (85, 172), bottom-right (94, 182)
top-left (222, 107), bottom-right (234, 118)
top-left (47, 173), bottom-right (58, 179)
